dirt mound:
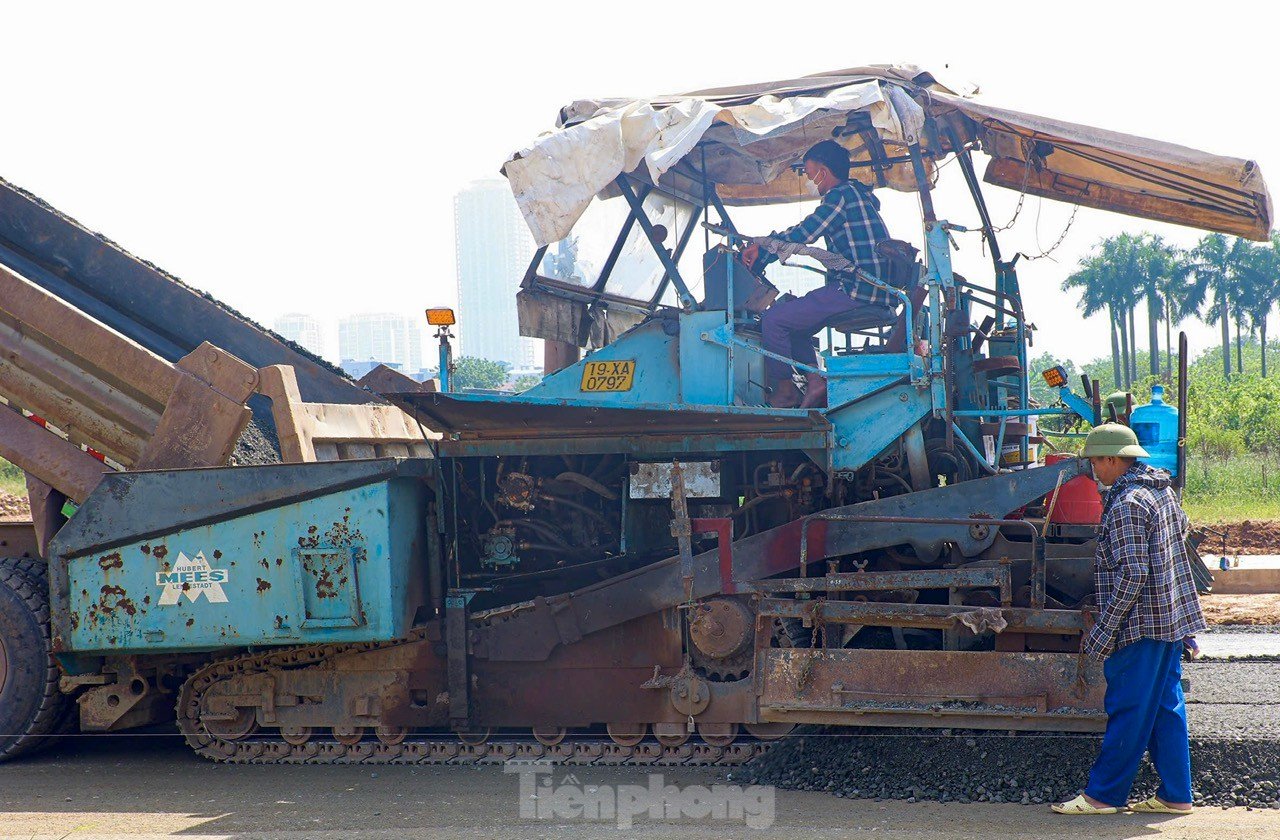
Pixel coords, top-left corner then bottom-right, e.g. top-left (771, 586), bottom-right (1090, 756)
top-left (0, 491), bottom-right (29, 521)
top-left (1203, 595), bottom-right (1280, 626)
top-left (1195, 520), bottom-right (1280, 555)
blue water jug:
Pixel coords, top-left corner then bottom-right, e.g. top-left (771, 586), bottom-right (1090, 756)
top-left (1130, 384), bottom-right (1179, 476)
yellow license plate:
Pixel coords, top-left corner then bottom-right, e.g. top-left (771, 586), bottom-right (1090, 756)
top-left (580, 359), bottom-right (636, 392)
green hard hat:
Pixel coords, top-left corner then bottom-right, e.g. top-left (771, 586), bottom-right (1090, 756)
top-left (1082, 423), bottom-right (1150, 458)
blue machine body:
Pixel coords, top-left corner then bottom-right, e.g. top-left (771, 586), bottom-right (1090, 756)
top-left (47, 188), bottom-right (1086, 660)
top-left (50, 458), bottom-right (429, 656)
top-left (441, 220), bottom-right (1044, 479)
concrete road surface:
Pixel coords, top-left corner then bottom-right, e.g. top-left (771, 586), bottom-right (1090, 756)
top-left (1, 734), bottom-right (1277, 839)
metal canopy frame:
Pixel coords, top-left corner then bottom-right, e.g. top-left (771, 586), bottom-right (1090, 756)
top-left (520, 176), bottom-right (710, 318)
top-left (513, 100), bottom-right (1061, 461)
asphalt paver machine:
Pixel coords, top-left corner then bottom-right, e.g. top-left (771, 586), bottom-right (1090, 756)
top-left (0, 65), bottom-right (1269, 765)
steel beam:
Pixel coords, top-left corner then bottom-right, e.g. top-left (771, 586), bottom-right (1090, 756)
top-left (756, 598), bottom-right (1086, 634)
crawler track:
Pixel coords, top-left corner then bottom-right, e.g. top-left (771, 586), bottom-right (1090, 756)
top-left (176, 635), bottom-right (767, 767)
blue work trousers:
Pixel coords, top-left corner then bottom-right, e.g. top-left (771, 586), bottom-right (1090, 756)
top-left (1085, 637), bottom-right (1192, 807)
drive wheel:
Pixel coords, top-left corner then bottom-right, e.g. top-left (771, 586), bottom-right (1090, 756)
top-left (206, 707), bottom-right (258, 742)
top-left (699, 722), bottom-right (738, 747)
top-left (606, 722), bottom-right (647, 747)
top-left (332, 725), bottom-right (364, 746)
top-left (532, 726), bottom-right (567, 747)
top-left (0, 566), bottom-right (70, 762)
top-left (653, 723), bottom-right (690, 747)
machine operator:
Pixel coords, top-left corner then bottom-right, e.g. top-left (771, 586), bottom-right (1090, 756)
top-left (742, 140), bottom-right (896, 409)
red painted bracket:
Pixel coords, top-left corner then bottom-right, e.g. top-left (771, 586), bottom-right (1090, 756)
top-left (691, 517), bottom-right (736, 594)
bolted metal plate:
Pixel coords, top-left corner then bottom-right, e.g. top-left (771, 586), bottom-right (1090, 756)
top-left (757, 648), bottom-right (1106, 732)
top-left (629, 462), bottom-right (720, 499)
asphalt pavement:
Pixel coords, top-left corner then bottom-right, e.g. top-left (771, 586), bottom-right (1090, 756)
top-left (1, 733), bottom-right (1277, 839)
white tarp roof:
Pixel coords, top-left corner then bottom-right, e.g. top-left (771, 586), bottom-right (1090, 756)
top-left (502, 65), bottom-right (1272, 247)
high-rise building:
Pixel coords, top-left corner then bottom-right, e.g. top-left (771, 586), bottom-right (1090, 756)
top-left (273, 312), bottom-right (326, 358)
top-left (337, 312), bottom-right (423, 377)
top-left (454, 180), bottom-right (537, 366)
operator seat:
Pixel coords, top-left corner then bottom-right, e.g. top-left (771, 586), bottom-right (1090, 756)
top-left (819, 239), bottom-right (927, 354)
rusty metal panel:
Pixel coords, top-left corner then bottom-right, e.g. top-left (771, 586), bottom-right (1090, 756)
top-left (629, 461), bottom-right (721, 499)
top-left (757, 648), bottom-right (1105, 732)
top-left (757, 599), bottom-right (1086, 635)
top-left (0, 407), bottom-right (107, 502)
top-left (50, 459), bottom-right (430, 653)
top-left (391, 392), bottom-right (831, 439)
top-left (0, 520), bottom-right (39, 559)
top-left (468, 613), bottom-right (752, 727)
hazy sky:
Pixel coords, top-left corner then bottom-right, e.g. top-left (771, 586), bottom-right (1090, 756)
top-left (2, 1), bottom-right (1275, 370)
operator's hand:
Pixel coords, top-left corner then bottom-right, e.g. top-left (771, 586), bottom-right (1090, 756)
top-left (741, 242), bottom-right (760, 268)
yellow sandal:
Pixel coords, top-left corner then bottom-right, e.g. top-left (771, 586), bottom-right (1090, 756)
top-left (1050, 794), bottom-right (1121, 815)
top-left (1130, 796), bottom-right (1192, 815)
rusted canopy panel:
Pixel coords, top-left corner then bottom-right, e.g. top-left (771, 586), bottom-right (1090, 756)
top-left (935, 92), bottom-right (1273, 241)
top-left (506, 64), bottom-right (1272, 245)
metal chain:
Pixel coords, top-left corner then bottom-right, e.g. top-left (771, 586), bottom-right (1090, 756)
top-left (990, 146), bottom-right (1035, 233)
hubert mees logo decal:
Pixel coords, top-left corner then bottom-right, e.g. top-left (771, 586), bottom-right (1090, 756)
top-left (156, 551), bottom-right (229, 605)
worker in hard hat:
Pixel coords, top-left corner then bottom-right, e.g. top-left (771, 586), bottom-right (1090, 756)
top-left (741, 140), bottom-right (895, 409)
top-left (1053, 423), bottom-right (1207, 816)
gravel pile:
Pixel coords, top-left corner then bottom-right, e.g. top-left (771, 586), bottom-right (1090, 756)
top-left (740, 660), bottom-right (1280, 809)
top-left (0, 490), bottom-right (30, 520)
top-left (228, 399), bottom-right (283, 466)
top-left (739, 730), bottom-right (1280, 809)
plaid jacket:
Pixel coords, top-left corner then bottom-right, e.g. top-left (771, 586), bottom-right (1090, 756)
top-left (1082, 462), bottom-right (1207, 662)
top-left (774, 181), bottom-right (895, 305)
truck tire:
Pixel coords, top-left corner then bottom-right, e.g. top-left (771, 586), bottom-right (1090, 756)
top-left (0, 556), bottom-right (47, 584)
top-left (0, 565), bottom-right (68, 761)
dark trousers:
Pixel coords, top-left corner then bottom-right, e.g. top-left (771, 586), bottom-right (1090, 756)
top-left (760, 283), bottom-right (875, 383)
top-left (1085, 638), bottom-right (1192, 807)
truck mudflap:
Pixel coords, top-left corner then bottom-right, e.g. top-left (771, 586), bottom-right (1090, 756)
top-left (756, 648), bottom-right (1106, 732)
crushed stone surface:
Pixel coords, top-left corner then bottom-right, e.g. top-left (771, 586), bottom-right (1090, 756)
top-left (743, 660), bottom-right (1280, 809)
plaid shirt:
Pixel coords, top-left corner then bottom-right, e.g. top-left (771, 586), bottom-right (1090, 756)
top-left (774, 181), bottom-right (895, 305)
top-left (1082, 462), bottom-right (1207, 662)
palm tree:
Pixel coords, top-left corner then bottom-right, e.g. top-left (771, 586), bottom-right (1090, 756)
top-left (1101, 233), bottom-right (1146, 386)
top-left (1185, 233), bottom-right (1241, 379)
top-left (1134, 235), bottom-right (1184, 379)
top-left (1235, 232), bottom-right (1280, 376)
top-left (1064, 236), bottom-right (1144, 387)
top-left (1157, 246), bottom-right (1195, 383)
top-left (1064, 248), bottom-right (1122, 387)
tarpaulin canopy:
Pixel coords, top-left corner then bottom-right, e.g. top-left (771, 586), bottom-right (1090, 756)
top-left (503, 64), bottom-right (1272, 247)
